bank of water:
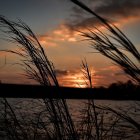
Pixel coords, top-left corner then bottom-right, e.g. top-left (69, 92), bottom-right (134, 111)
top-left (0, 99), bottom-right (140, 139)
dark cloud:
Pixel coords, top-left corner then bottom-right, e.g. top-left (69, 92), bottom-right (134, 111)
top-left (95, 0), bottom-right (140, 18)
top-left (55, 69), bottom-right (70, 76)
top-left (55, 69), bottom-right (78, 77)
top-left (67, 0), bottom-right (140, 29)
top-left (114, 71), bottom-right (125, 76)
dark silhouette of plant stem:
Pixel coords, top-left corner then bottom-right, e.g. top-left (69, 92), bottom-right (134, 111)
top-left (81, 59), bottom-right (99, 140)
top-left (0, 15), bottom-right (78, 140)
top-left (99, 106), bottom-right (140, 131)
top-left (70, 0), bottom-right (140, 84)
top-left (0, 1), bottom-right (140, 138)
top-left (71, 1), bottom-right (140, 139)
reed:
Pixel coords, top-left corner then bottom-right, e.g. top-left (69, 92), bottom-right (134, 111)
top-left (0, 0), bottom-right (140, 139)
top-left (70, 0), bottom-right (140, 84)
top-left (0, 15), bottom-right (78, 140)
top-left (80, 59), bottom-right (99, 140)
top-left (70, 0), bottom-right (140, 139)
top-left (78, 60), bottom-right (137, 140)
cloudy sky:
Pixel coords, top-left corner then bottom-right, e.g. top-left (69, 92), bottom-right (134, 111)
top-left (0, 0), bottom-right (140, 87)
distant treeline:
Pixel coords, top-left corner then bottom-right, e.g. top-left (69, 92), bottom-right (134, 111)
top-left (0, 80), bottom-right (140, 100)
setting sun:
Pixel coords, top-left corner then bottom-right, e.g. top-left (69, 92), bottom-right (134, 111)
top-left (0, 0), bottom-right (140, 87)
top-left (73, 75), bottom-right (87, 88)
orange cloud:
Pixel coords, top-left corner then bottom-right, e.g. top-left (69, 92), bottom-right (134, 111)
top-left (38, 35), bottom-right (57, 47)
top-left (39, 14), bottom-right (140, 50)
top-left (93, 65), bottom-right (130, 87)
top-left (52, 24), bottom-right (75, 41)
top-left (37, 24), bottom-right (80, 48)
top-left (0, 63), bottom-right (129, 87)
top-left (69, 0), bottom-right (140, 31)
top-left (56, 68), bottom-right (99, 88)
top-left (99, 65), bottom-right (121, 72)
top-left (56, 65), bottom-right (129, 88)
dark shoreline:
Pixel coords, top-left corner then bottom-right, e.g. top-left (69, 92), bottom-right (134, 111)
top-left (0, 83), bottom-right (140, 100)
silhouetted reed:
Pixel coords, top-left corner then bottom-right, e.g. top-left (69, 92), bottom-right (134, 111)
top-left (77, 60), bottom-right (140, 140)
top-left (0, 0), bottom-right (140, 139)
top-left (70, 0), bottom-right (140, 139)
top-left (0, 15), bottom-right (78, 140)
top-left (70, 0), bottom-right (140, 84)
top-left (79, 59), bottom-right (99, 140)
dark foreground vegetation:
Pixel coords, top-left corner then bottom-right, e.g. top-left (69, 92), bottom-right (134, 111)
top-left (0, 98), bottom-right (140, 140)
top-left (0, 0), bottom-right (140, 139)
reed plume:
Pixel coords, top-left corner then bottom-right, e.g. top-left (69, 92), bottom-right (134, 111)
top-left (70, 0), bottom-right (140, 84)
top-left (0, 15), bottom-right (78, 140)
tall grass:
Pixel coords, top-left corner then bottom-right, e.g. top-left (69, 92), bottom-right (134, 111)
top-left (70, 0), bottom-right (140, 84)
top-left (0, 0), bottom-right (140, 139)
top-left (77, 60), bottom-right (140, 140)
top-left (70, 0), bottom-right (140, 139)
top-left (80, 59), bottom-right (99, 140)
top-left (0, 16), bottom-right (78, 140)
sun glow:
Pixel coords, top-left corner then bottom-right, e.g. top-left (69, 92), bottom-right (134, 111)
top-left (73, 76), bottom-right (87, 88)
top-left (71, 73), bottom-right (89, 88)
top-left (57, 68), bottom-right (98, 88)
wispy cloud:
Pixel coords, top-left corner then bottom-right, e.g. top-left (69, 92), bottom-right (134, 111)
top-left (56, 69), bottom-right (92, 87)
top-left (37, 24), bottom-right (78, 48)
top-left (94, 65), bottom-right (129, 86)
top-left (67, 0), bottom-right (140, 29)
top-left (0, 65), bottom-right (129, 87)
top-left (37, 34), bottom-right (57, 47)
top-left (55, 64), bottom-right (129, 87)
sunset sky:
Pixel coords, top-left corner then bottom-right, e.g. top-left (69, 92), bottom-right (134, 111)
top-left (0, 0), bottom-right (140, 87)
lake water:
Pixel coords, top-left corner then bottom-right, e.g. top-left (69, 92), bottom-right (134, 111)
top-left (5, 99), bottom-right (139, 121)
top-left (0, 99), bottom-right (140, 139)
